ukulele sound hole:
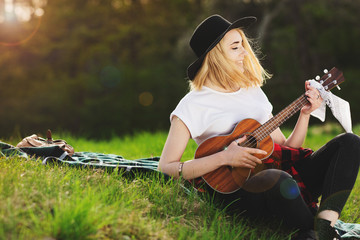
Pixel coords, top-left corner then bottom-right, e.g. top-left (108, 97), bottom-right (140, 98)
top-left (240, 135), bottom-right (257, 148)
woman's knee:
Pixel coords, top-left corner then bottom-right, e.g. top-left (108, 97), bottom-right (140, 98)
top-left (336, 133), bottom-right (360, 165)
top-left (336, 132), bottom-right (360, 148)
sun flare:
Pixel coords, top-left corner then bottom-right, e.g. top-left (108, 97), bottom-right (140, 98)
top-left (0, 0), bottom-right (45, 23)
top-left (0, 0), bottom-right (47, 46)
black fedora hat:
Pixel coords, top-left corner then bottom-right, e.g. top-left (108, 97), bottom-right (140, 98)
top-left (187, 14), bottom-right (256, 80)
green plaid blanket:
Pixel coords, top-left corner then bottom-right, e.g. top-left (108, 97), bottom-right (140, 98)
top-left (0, 141), bottom-right (159, 174)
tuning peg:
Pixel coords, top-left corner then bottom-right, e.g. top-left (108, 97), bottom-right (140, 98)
top-left (315, 75), bottom-right (320, 80)
top-left (324, 69), bottom-right (328, 73)
top-left (336, 85), bottom-right (341, 90)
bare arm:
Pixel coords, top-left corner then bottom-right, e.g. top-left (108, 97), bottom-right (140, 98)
top-left (271, 112), bottom-right (310, 148)
top-left (271, 81), bottom-right (322, 148)
top-left (158, 116), bottom-right (267, 180)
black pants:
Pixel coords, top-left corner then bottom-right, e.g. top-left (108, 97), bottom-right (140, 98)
top-left (208, 133), bottom-right (360, 230)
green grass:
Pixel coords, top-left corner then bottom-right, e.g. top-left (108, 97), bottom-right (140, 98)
top-left (1, 123), bottom-right (360, 240)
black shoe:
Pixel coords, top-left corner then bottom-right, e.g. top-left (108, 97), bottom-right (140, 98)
top-left (315, 218), bottom-right (342, 240)
top-left (291, 229), bottom-right (317, 240)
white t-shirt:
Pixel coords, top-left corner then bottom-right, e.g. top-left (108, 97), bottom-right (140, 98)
top-left (171, 86), bottom-right (273, 145)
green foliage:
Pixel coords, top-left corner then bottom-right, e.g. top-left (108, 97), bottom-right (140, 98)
top-left (1, 0), bottom-right (360, 138)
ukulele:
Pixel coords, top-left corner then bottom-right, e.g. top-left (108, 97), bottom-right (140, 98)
top-left (195, 67), bottom-right (345, 194)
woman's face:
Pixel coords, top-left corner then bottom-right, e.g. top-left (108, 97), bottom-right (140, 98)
top-left (222, 29), bottom-right (248, 72)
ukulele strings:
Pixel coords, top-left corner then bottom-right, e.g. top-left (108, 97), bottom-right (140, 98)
top-left (252, 72), bottom-right (333, 145)
top-left (238, 71), bottom-right (334, 152)
top-left (256, 95), bottom-right (309, 140)
top-left (239, 95), bottom-right (309, 149)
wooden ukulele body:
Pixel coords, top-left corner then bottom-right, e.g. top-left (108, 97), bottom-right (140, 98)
top-left (195, 118), bottom-right (274, 194)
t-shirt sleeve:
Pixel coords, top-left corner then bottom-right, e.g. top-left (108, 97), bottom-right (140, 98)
top-left (259, 87), bottom-right (273, 117)
top-left (170, 97), bottom-right (196, 139)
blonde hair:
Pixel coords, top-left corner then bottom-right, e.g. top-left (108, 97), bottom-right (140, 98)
top-left (190, 29), bottom-right (271, 91)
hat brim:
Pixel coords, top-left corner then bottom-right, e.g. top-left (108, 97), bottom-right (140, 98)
top-left (187, 16), bottom-right (256, 80)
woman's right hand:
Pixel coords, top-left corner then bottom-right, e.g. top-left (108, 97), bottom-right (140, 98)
top-left (224, 136), bottom-right (267, 169)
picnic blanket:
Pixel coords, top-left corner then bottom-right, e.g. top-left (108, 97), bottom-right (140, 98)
top-left (1, 140), bottom-right (360, 238)
top-left (0, 140), bottom-right (159, 174)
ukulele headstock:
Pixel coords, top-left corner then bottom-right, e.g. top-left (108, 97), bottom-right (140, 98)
top-left (312, 67), bottom-right (345, 91)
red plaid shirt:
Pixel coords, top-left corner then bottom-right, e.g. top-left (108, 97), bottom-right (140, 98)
top-left (191, 143), bottom-right (318, 213)
top-left (264, 143), bottom-right (318, 213)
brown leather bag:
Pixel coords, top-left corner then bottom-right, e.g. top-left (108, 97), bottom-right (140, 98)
top-left (16, 129), bottom-right (74, 156)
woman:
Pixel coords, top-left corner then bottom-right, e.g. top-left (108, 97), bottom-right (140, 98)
top-left (158, 14), bottom-right (360, 240)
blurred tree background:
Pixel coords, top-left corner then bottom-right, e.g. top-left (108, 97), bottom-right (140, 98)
top-left (0, 0), bottom-right (359, 139)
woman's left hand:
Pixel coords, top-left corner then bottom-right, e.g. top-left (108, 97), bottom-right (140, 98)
top-left (302, 81), bottom-right (323, 115)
